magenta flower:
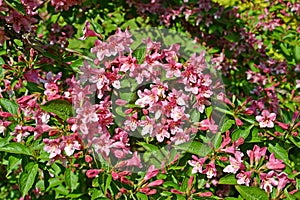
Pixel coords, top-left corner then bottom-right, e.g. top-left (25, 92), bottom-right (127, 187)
top-left (256, 110), bottom-right (276, 128)
top-left (266, 153), bottom-right (285, 170)
top-left (79, 21), bottom-right (102, 40)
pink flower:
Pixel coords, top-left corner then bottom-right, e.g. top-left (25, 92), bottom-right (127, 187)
top-left (247, 145), bottom-right (267, 166)
top-left (223, 151), bottom-right (244, 174)
top-left (260, 171), bottom-right (278, 193)
top-left (296, 80), bottom-right (300, 89)
top-left (147, 179), bottom-right (164, 187)
top-left (198, 115), bottom-right (218, 133)
top-left (266, 153), bottom-right (285, 170)
top-left (144, 165), bottom-right (159, 181)
top-left (277, 172), bottom-right (290, 191)
top-left (61, 135), bottom-right (81, 156)
top-left (256, 110), bottom-right (276, 128)
top-left (79, 21), bottom-right (102, 40)
top-left (188, 155), bottom-right (206, 174)
top-left (236, 171), bottom-right (252, 186)
top-left (202, 161), bottom-right (217, 179)
top-left (43, 138), bottom-right (62, 159)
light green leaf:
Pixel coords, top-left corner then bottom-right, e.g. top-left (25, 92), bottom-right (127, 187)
top-left (220, 119), bottom-right (235, 133)
top-left (0, 142), bottom-right (32, 156)
top-left (219, 174), bottom-right (237, 185)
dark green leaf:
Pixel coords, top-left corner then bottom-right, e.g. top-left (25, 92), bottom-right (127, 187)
top-left (19, 163), bottom-right (39, 197)
top-left (40, 99), bottom-right (74, 120)
top-left (133, 47), bottom-right (146, 64)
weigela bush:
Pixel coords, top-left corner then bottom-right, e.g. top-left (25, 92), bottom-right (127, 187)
top-left (0, 0), bottom-right (300, 199)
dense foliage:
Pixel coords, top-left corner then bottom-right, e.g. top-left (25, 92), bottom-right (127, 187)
top-left (0, 0), bottom-right (300, 199)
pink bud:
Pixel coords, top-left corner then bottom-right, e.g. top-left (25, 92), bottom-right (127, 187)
top-left (85, 155), bottom-right (93, 163)
top-left (86, 169), bottom-right (101, 178)
top-left (171, 189), bottom-right (185, 195)
top-left (0, 112), bottom-right (13, 117)
top-left (147, 180), bottom-right (164, 187)
top-left (275, 121), bottom-right (289, 130)
top-left (235, 117), bottom-right (243, 126)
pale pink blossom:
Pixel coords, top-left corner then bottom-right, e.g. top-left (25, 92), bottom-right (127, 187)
top-left (256, 110), bottom-right (276, 128)
top-left (188, 155), bottom-right (206, 174)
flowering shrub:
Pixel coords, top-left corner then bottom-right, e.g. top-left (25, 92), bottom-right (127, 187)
top-left (0, 0), bottom-right (300, 199)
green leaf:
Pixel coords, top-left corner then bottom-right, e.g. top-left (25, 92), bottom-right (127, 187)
top-left (268, 143), bottom-right (290, 167)
top-left (136, 192), bottom-right (149, 200)
top-left (25, 82), bottom-right (44, 93)
top-left (174, 141), bottom-right (212, 157)
top-left (19, 163), bottom-right (39, 197)
top-left (0, 142), bottom-right (32, 156)
top-left (232, 125), bottom-right (254, 141)
top-left (4, 0), bottom-right (25, 15)
top-left (295, 45), bottom-right (300, 63)
top-left (190, 109), bottom-right (201, 122)
top-left (284, 189), bottom-right (296, 200)
top-left (133, 47), bottom-right (147, 64)
top-left (235, 185), bottom-right (268, 200)
top-left (7, 155), bottom-right (22, 176)
top-left (280, 43), bottom-right (290, 56)
top-left (220, 119), bottom-right (235, 133)
top-left (65, 168), bottom-right (79, 192)
top-left (40, 99), bottom-right (74, 120)
top-left (218, 174), bottom-right (237, 185)
top-left (211, 132), bottom-right (222, 149)
top-left (0, 98), bottom-right (19, 115)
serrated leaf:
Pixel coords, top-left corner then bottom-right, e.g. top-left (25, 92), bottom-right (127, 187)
top-left (235, 185), bottom-right (268, 200)
top-left (40, 99), bottom-right (74, 120)
top-left (219, 174), bottom-right (237, 185)
top-left (19, 163), bottom-right (39, 197)
top-left (0, 142), bottom-right (32, 155)
top-left (0, 98), bottom-right (19, 115)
